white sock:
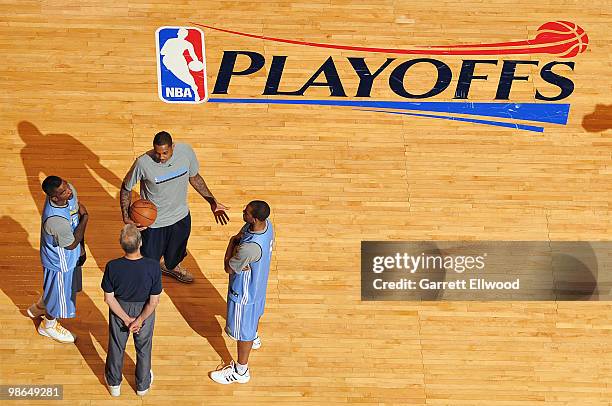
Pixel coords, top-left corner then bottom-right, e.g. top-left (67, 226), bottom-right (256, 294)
top-left (235, 362), bottom-right (248, 375)
top-left (44, 317), bottom-right (57, 328)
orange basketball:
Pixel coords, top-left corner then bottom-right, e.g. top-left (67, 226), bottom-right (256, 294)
top-left (129, 199), bottom-right (157, 227)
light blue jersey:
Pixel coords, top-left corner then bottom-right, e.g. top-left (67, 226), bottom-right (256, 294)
top-left (40, 193), bottom-right (80, 272)
top-left (228, 220), bottom-right (274, 305)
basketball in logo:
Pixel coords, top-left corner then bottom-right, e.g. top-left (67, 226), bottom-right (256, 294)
top-left (156, 27), bottom-right (208, 103)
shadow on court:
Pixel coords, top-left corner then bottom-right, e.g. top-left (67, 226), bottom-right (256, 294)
top-left (0, 215), bottom-right (127, 389)
top-left (582, 104), bottom-right (612, 132)
top-left (17, 121), bottom-right (231, 365)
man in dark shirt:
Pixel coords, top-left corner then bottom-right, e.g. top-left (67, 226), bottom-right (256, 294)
top-left (101, 224), bottom-right (162, 397)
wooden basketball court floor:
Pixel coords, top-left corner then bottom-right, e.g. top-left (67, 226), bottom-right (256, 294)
top-left (1, 1), bottom-right (611, 404)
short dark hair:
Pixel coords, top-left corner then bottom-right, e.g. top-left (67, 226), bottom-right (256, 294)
top-left (42, 176), bottom-right (62, 196)
top-left (153, 131), bottom-right (173, 147)
top-left (248, 200), bottom-right (270, 221)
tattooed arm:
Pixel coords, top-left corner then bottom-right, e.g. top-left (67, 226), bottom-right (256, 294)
top-left (189, 173), bottom-right (216, 205)
top-left (120, 183), bottom-right (132, 224)
top-left (189, 173), bottom-right (230, 225)
top-left (120, 160), bottom-right (147, 229)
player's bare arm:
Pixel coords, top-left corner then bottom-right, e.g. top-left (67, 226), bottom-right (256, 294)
top-left (119, 182), bottom-right (132, 223)
top-left (120, 183), bottom-right (148, 230)
top-left (224, 231), bottom-right (243, 269)
top-left (189, 173), bottom-right (230, 225)
top-left (66, 206), bottom-right (88, 250)
top-left (188, 173), bottom-right (215, 203)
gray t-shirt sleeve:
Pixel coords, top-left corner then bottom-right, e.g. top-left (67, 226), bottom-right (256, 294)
top-left (123, 158), bottom-right (145, 190)
top-left (229, 242), bottom-right (262, 274)
top-left (185, 144), bottom-right (199, 176)
top-left (44, 216), bottom-right (75, 248)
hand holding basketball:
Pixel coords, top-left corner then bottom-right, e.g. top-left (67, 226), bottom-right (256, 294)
top-left (188, 60), bottom-right (204, 71)
top-left (129, 199), bottom-right (157, 227)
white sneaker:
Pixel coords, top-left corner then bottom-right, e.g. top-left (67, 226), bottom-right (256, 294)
top-left (37, 318), bottom-right (75, 344)
top-left (210, 361), bottom-right (250, 385)
top-left (252, 335), bottom-right (261, 350)
top-left (27, 302), bottom-right (46, 318)
top-left (104, 375), bottom-right (121, 397)
top-left (136, 370), bottom-right (153, 396)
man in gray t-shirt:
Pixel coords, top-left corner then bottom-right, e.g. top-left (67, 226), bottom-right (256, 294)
top-left (120, 131), bottom-right (229, 283)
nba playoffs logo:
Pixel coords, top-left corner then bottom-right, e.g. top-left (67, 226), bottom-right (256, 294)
top-left (156, 27), bottom-right (208, 103)
top-left (155, 21), bottom-right (589, 132)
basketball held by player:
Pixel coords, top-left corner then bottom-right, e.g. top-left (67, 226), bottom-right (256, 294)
top-left (120, 131), bottom-right (229, 283)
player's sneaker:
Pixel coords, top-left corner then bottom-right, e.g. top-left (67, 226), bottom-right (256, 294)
top-left (104, 375), bottom-right (120, 397)
top-left (160, 260), bottom-right (194, 283)
top-left (210, 361), bottom-right (250, 384)
top-left (136, 370), bottom-right (154, 396)
top-left (252, 335), bottom-right (261, 350)
top-left (37, 318), bottom-right (75, 343)
top-left (27, 302), bottom-right (46, 318)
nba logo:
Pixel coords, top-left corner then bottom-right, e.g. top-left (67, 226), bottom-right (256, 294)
top-left (156, 27), bottom-right (208, 104)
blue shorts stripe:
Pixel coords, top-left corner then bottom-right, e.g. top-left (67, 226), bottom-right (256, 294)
top-left (59, 272), bottom-right (67, 318)
top-left (43, 267), bottom-right (76, 319)
top-left (57, 272), bottom-right (64, 317)
top-left (225, 299), bottom-right (263, 342)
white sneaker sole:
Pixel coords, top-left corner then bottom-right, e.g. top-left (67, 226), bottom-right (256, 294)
top-left (37, 328), bottom-right (76, 344)
top-left (210, 370), bottom-right (250, 385)
top-left (211, 376), bottom-right (251, 385)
